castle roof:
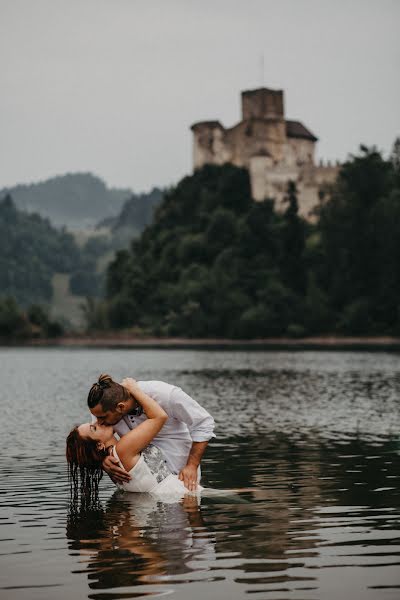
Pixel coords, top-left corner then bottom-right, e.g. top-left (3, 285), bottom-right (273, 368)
top-left (241, 86), bottom-right (282, 96)
top-left (286, 120), bottom-right (318, 142)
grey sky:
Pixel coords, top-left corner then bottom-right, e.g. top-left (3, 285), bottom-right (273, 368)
top-left (1, 0), bottom-right (399, 192)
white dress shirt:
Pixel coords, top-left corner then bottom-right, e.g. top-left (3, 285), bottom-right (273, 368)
top-left (112, 380), bottom-right (216, 476)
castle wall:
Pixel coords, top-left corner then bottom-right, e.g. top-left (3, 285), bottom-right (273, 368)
top-left (313, 164), bottom-right (339, 185)
top-left (249, 159), bottom-right (299, 204)
top-left (225, 119), bottom-right (286, 166)
top-left (296, 185), bottom-right (321, 220)
top-left (284, 138), bottom-right (315, 167)
top-left (192, 124), bottom-right (230, 169)
top-left (250, 160), bottom-right (340, 219)
top-left (249, 156), bottom-right (275, 202)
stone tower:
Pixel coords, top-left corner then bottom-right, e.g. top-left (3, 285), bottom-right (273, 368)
top-left (191, 87), bottom-right (339, 219)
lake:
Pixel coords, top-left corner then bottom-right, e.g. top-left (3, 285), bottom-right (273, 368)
top-left (0, 348), bottom-right (399, 599)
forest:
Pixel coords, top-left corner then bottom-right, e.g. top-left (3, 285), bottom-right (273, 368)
top-left (0, 195), bottom-right (97, 337)
top-left (102, 142), bottom-right (400, 338)
top-left (1, 141), bottom-right (399, 340)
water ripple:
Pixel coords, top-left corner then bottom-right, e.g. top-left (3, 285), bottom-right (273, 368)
top-left (0, 349), bottom-right (399, 599)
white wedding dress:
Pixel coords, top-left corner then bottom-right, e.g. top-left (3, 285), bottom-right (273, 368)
top-left (111, 444), bottom-right (203, 496)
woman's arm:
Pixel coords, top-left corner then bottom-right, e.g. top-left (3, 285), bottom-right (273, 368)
top-left (115, 378), bottom-right (168, 471)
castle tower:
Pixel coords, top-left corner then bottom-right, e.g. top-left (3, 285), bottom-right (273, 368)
top-left (241, 88), bottom-right (284, 120)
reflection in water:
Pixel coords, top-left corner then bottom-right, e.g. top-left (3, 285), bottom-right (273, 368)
top-left (64, 433), bottom-right (400, 599)
top-left (1, 349), bottom-right (400, 599)
top-left (67, 491), bottom-right (217, 595)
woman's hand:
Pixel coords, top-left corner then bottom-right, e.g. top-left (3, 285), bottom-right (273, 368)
top-left (121, 377), bottom-right (138, 392)
top-left (102, 454), bottom-right (131, 484)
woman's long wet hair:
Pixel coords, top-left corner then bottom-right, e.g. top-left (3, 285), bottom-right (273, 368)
top-left (67, 373), bottom-right (127, 506)
top-left (66, 425), bottom-right (108, 505)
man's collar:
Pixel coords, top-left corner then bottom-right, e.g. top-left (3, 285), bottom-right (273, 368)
top-left (127, 405), bottom-right (143, 417)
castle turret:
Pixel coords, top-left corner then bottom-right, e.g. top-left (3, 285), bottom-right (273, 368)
top-left (190, 121), bottom-right (227, 169)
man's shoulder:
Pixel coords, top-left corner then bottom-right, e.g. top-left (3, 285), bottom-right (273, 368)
top-left (138, 380), bottom-right (176, 400)
top-left (138, 379), bottom-right (175, 391)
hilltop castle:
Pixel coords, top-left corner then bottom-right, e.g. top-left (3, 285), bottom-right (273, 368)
top-left (191, 87), bottom-right (339, 218)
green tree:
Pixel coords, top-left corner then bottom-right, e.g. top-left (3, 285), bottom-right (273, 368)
top-left (0, 195), bottom-right (86, 306)
top-left (317, 145), bottom-right (397, 333)
top-left (0, 296), bottom-right (27, 337)
top-left (103, 151), bottom-right (400, 338)
top-left (280, 181), bottom-right (307, 294)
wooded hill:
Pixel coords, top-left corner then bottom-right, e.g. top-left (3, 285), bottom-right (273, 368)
top-left (0, 194), bottom-right (82, 305)
top-left (0, 177), bottom-right (163, 332)
top-left (101, 142), bottom-right (400, 338)
top-left (97, 188), bottom-right (163, 249)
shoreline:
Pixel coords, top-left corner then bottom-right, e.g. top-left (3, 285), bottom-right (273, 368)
top-left (2, 335), bottom-right (400, 351)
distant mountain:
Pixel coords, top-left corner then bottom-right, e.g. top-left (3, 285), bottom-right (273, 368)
top-left (0, 173), bottom-right (131, 229)
top-left (106, 188), bottom-right (163, 233)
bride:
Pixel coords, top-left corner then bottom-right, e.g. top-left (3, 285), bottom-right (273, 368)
top-left (66, 375), bottom-right (202, 496)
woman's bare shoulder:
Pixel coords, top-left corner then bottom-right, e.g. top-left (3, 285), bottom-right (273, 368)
top-left (114, 441), bottom-right (141, 472)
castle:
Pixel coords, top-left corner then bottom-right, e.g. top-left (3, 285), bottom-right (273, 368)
top-left (191, 87), bottom-right (339, 218)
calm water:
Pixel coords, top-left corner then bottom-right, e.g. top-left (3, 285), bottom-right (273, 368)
top-left (0, 348), bottom-right (399, 600)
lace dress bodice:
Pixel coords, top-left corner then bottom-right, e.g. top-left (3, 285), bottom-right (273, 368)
top-left (111, 444), bottom-right (195, 495)
top-left (139, 445), bottom-right (171, 484)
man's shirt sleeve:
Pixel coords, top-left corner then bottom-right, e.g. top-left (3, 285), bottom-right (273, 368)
top-left (169, 386), bottom-right (216, 442)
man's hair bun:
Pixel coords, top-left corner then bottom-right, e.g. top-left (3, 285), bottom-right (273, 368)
top-left (98, 373), bottom-right (113, 387)
top-left (87, 373), bottom-right (127, 410)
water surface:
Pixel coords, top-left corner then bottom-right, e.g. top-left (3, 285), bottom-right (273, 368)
top-left (0, 348), bottom-right (399, 599)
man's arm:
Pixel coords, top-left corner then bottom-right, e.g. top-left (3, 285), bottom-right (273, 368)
top-left (169, 386), bottom-right (216, 491)
top-left (178, 441), bottom-right (209, 492)
top-left (93, 379), bottom-right (139, 485)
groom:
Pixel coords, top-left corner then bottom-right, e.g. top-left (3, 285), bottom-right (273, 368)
top-left (89, 377), bottom-right (215, 491)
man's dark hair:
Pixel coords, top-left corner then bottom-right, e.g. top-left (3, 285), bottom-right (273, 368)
top-left (87, 373), bottom-right (130, 411)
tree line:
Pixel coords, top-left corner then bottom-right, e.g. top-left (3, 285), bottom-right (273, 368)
top-left (97, 141), bottom-right (400, 338)
top-left (0, 297), bottom-right (63, 339)
top-left (2, 141), bottom-right (399, 340)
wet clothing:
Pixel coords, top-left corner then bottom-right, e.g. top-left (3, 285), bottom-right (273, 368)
top-left (111, 444), bottom-right (203, 495)
top-left (113, 380), bottom-right (215, 477)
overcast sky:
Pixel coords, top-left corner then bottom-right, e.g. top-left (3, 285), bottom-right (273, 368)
top-left (1, 0), bottom-right (399, 192)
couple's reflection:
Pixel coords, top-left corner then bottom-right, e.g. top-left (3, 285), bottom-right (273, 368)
top-left (66, 490), bottom-right (215, 592)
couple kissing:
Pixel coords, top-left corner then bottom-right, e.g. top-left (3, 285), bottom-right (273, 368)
top-left (66, 374), bottom-right (216, 496)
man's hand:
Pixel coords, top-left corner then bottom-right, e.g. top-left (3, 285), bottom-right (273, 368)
top-left (178, 441), bottom-right (208, 492)
top-left (102, 454), bottom-right (131, 485)
top-left (179, 464), bottom-right (198, 492)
